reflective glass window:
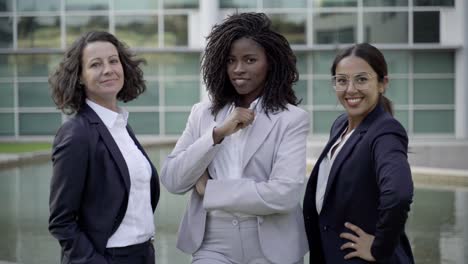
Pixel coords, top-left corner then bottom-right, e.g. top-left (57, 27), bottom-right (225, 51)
top-left (125, 81), bottom-right (159, 106)
top-left (0, 114), bottom-right (14, 136)
top-left (269, 14), bottom-right (306, 45)
top-left (128, 112), bottom-right (159, 134)
top-left (19, 113), bottom-right (62, 135)
top-left (313, 51), bottom-right (337, 74)
top-left (313, 110), bottom-right (343, 134)
top-left (18, 16), bottom-right (61, 48)
top-left (161, 53), bottom-right (200, 76)
top-left (16, 54), bottom-right (62, 77)
top-left (18, 82), bottom-right (55, 107)
top-left (313, 80), bottom-right (337, 106)
top-left (414, 12), bottom-right (439, 43)
top-left (413, 51), bottom-right (454, 73)
top-left (314, 13), bottom-right (357, 44)
top-left (165, 112), bottom-right (190, 134)
top-left (382, 50), bottom-right (409, 74)
top-left (220, 0), bottom-right (257, 8)
top-left (164, 15), bottom-right (188, 46)
top-left (66, 16), bottom-right (109, 46)
top-left (65, 0), bottom-right (108, 10)
top-left (115, 15), bottom-right (158, 48)
top-left (264, 0), bottom-right (307, 8)
top-left (0, 0), bottom-right (13, 12)
top-left (0, 17), bottom-right (13, 48)
top-left (0, 82), bottom-right (14, 107)
top-left (164, 80), bottom-right (200, 106)
top-left (140, 54), bottom-right (161, 76)
top-left (114, 0), bottom-right (159, 10)
top-left (394, 110), bottom-right (408, 130)
top-left (0, 55), bottom-right (14, 78)
top-left (363, 0), bottom-right (408, 6)
top-left (163, 0), bottom-right (198, 9)
top-left (414, 0), bottom-right (454, 6)
top-left (414, 79), bottom-right (454, 105)
top-left (364, 12), bottom-right (408, 43)
top-left (414, 110), bottom-right (454, 133)
top-left (295, 52), bottom-right (309, 75)
top-left (386, 79), bottom-right (408, 105)
top-left (314, 0), bottom-right (357, 7)
top-left (18, 0), bottom-right (60, 11)
top-left (294, 80), bottom-right (308, 105)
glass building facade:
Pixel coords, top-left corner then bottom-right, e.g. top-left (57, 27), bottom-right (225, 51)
top-left (0, 0), bottom-right (466, 139)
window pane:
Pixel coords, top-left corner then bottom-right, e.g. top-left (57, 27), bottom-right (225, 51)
top-left (17, 54), bottom-right (62, 77)
top-left (125, 81), bottom-right (159, 106)
top-left (382, 50), bottom-right (409, 74)
top-left (140, 54), bottom-right (161, 76)
top-left (18, 82), bottom-right (55, 107)
top-left (414, 0), bottom-right (454, 6)
top-left (18, 16), bottom-right (61, 48)
top-left (0, 114), bottom-right (14, 136)
top-left (264, 0), bottom-right (307, 8)
top-left (364, 0), bottom-right (408, 6)
top-left (394, 110), bottom-right (408, 131)
top-left (114, 0), bottom-right (159, 10)
top-left (0, 0), bottom-right (13, 11)
top-left (220, 0), bottom-right (257, 8)
top-left (414, 12), bottom-right (439, 43)
top-left (164, 15), bottom-right (188, 46)
top-left (128, 112), bottom-right (159, 134)
top-left (18, 0), bottom-right (60, 11)
top-left (165, 81), bottom-right (199, 106)
top-left (386, 79), bottom-right (408, 105)
top-left (65, 0), bottom-right (108, 10)
top-left (66, 16), bottom-right (109, 46)
top-left (313, 110), bottom-right (343, 134)
top-left (414, 110), bottom-right (454, 133)
top-left (295, 52), bottom-right (308, 75)
top-left (413, 51), bottom-right (454, 73)
top-left (0, 55), bottom-right (14, 78)
top-left (115, 15), bottom-right (158, 48)
top-left (313, 51), bottom-right (336, 74)
top-left (294, 80), bottom-right (308, 105)
top-left (314, 13), bottom-right (357, 44)
top-left (161, 53), bottom-right (200, 76)
top-left (0, 82), bottom-right (14, 107)
top-left (163, 0), bottom-right (198, 8)
top-left (0, 17), bottom-right (13, 48)
top-left (313, 80), bottom-right (337, 105)
top-left (165, 112), bottom-right (190, 134)
top-left (364, 12), bottom-right (408, 43)
top-left (19, 113), bottom-right (62, 135)
top-left (269, 14), bottom-right (306, 45)
top-left (314, 0), bottom-right (357, 7)
top-left (414, 79), bottom-right (454, 105)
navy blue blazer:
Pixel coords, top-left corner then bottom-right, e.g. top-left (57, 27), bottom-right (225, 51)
top-left (49, 104), bottom-right (160, 264)
top-left (303, 104), bottom-right (414, 264)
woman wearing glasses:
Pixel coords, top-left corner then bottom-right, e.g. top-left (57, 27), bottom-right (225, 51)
top-left (303, 43), bottom-right (414, 263)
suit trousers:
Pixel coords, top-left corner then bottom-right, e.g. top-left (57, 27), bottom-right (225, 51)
top-left (105, 239), bottom-right (155, 264)
top-left (192, 215), bottom-right (303, 264)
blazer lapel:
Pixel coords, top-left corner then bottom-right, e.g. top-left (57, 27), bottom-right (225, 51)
top-left (81, 104), bottom-right (131, 192)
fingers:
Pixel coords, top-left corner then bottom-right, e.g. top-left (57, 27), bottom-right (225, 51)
top-left (340, 231), bottom-right (358, 242)
top-left (345, 222), bottom-right (364, 236)
top-left (340, 242), bottom-right (356, 250)
top-left (344, 251), bottom-right (359, 260)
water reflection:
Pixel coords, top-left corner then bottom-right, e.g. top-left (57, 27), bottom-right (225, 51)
top-left (0, 146), bottom-right (467, 263)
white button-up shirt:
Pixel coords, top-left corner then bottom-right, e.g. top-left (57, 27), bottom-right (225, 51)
top-left (86, 99), bottom-right (154, 247)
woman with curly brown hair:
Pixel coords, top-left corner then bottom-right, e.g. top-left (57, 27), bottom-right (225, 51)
top-left (161, 13), bottom-right (309, 264)
top-left (48, 31), bottom-right (160, 264)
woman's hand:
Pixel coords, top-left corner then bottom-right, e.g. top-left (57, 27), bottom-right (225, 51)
top-left (213, 107), bottom-right (255, 144)
top-left (340, 222), bottom-right (376, 262)
top-left (195, 170), bottom-right (210, 196)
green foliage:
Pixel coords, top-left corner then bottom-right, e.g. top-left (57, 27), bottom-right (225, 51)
top-left (0, 142), bottom-right (51, 153)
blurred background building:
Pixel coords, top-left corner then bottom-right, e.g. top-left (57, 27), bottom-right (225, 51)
top-left (0, 0), bottom-right (466, 141)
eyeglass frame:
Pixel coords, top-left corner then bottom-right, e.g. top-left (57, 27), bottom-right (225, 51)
top-left (331, 72), bottom-right (377, 92)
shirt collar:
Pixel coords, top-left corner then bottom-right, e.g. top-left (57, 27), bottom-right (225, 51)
top-left (86, 99), bottom-right (128, 128)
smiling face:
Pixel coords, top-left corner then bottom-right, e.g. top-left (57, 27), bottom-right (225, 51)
top-left (335, 55), bottom-right (387, 129)
top-left (227, 37), bottom-right (268, 107)
top-left (80, 41), bottom-right (124, 111)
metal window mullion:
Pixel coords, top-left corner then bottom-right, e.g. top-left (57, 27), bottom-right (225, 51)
top-left (158, 0), bottom-right (164, 48)
top-left (408, 51), bottom-right (414, 135)
top-left (409, 0), bottom-right (414, 45)
top-left (357, 0), bottom-right (364, 43)
top-left (109, 0), bottom-right (114, 33)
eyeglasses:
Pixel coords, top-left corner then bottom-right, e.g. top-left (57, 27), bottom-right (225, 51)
top-left (331, 73), bottom-right (375, 91)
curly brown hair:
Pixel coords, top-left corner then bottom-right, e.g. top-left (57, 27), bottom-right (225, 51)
top-left (201, 12), bottom-right (300, 116)
top-left (49, 31), bottom-right (146, 114)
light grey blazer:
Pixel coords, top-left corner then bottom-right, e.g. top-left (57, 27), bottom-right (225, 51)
top-left (161, 100), bottom-right (309, 264)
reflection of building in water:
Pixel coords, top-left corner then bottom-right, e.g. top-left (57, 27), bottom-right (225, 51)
top-left (0, 0), bottom-right (467, 143)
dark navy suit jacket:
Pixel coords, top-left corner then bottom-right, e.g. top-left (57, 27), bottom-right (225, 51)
top-left (303, 104), bottom-right (414, 264)
top-left (49, 104), bottom-right (160, 264)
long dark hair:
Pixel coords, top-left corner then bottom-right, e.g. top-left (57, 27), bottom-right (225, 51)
top-left (202, 12), bottom-right (300, 116)
top-left (50, 31), bottom-right (146, 115)
top-left (331, 43), bottom-right (394, 116)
